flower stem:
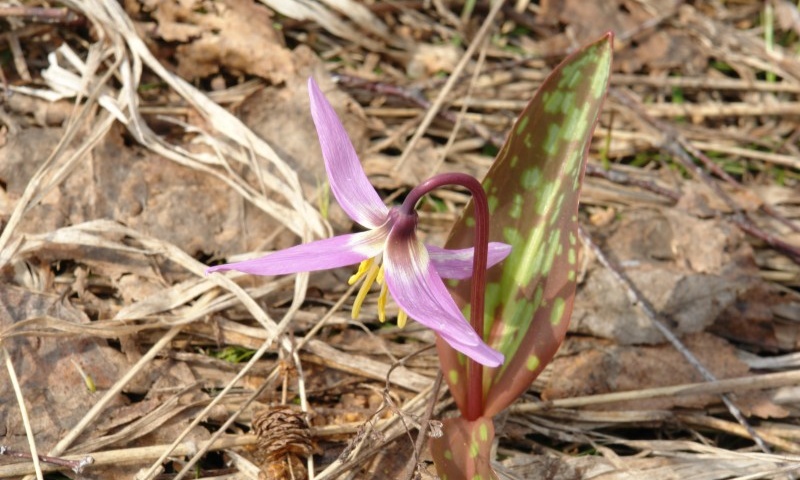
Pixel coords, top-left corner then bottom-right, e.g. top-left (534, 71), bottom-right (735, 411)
top-left (402, 173), bottom-right (489, 421)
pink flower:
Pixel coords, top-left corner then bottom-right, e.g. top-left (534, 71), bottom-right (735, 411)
top-left (207, 78), bottom-right (508, 367)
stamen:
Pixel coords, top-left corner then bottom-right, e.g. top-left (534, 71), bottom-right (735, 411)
top-left (350, 262), bottom-right (406, 328)
top-left (397, 310), bottom-right (408, 329)
top-left (377, 282), bottom-right (388, 323)
top-left (351, 261), bottom-right (381, 319)
top-left (348, 258), bottom-right (373, 285)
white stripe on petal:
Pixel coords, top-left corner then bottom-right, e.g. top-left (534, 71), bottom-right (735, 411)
top-left (384, 227), bottom-right (503, 366)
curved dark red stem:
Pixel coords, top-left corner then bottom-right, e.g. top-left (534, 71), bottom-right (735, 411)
top-left (402, 173), bottom-right (489, 420)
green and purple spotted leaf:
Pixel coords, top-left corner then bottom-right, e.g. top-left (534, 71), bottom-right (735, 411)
top-left (437, 33), bottom-right (613, 417)
top-left (429, 416), bottom-right (497, 480)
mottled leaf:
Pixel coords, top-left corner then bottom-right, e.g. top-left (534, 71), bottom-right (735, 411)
top-left (437, 33), bottom-right (613, 417)
top-left (429, 416), bottom-right (497, 480)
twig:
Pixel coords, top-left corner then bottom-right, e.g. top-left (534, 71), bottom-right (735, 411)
top-left (3, 348), bottom-right (44, 480)
top-left (639, 101), bottom-right (800, 119)
top-left (430, 34), bottom-right (490, 176)
top-left (7, 33), bottom-right (31, 82)
top-left (405, 372), bottom-right (444, 480)
top-left (677, 139), bottom-right (800, 232)
top-left (337, 76), bottom-right (687, 205)
top-left (585, 163), bottom-right (682, 201)
top-left (0, 446), bottom-right (94, 474)
top-left (510, 369), bottom-right (800, 413)
top-left (578, 226), bottom-right (774, 454)
top-left (333, 73), bottom-right (501, 147)
top-left (0, 436), bottom-right (254, 477)
top-left (170, 360), bottom-right (285, 480)
top-left (609, 87), bottom-right (800, 265)
top-left (47, 326), bottom-right (184, 458)
top-left (0, 6), bottom-right (83, 24)
top-left (393, 0), bottom-right (506, 172)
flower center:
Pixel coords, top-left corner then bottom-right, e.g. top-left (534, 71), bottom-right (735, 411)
top-left (348, 257), bottom-right (408, 328)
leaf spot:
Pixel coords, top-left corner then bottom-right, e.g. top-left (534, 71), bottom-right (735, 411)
top-left (536, 180), bottom-right (559, 216)
top-left (526, 354), bottom-right (540, 371)
top-left (542, 229), bottom-right (561, 274)
top-left (448, 369), bottom-right (459, 385)
top-left (543, 90), bottom-right (563, 113)
top-left (543, 123), bottom-right (561, 156)
top-left (521, 167), bottom-right (542, 191)
top-left (550, 297), bottom-right (566, 326)
top-left (488, 196), bottom-right (499, 214)
top-left (515, 114), bottom-right (530, 136)
top-left (509, 194), bottom-right (523, 219)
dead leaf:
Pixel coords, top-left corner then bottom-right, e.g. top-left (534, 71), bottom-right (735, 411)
top-left (0, 284), bottom-right (129, 452)
top-left (141, 0), bottom-right (295, 83)
top-left (774, 0), bottom-right (800, 36)
top-left (710, 283), bottom-right (782, 351)
top-left (572, 265), bottom-right (742, 344)
top-left (543, 333), bottom-right (789, 417)
top-left (2, 123), bottom-right (292, 261)
top-left (0, 127), bottom-right (66, 197)
top-left (407, 43), bottom-right (464, 79)
top-left (571, 208), bottom-right (757, 344)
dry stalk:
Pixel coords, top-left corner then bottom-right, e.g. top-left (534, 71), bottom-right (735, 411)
top-left (3, 347), bottom-right (44, 480)
top-left (0, 435), bottom-right (254, 477)
top-left (394, 0), bottom-right (505, 172)
top-left (50, 326), bottom-right (183, 458)
top-left (510, 369), bottom-right (800, 413)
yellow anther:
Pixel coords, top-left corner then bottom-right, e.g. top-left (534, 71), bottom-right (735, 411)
top-left (349, 260), bottom-right (408, 328)
top-left (377, 282), bottom-right (389, 323)
top-left (351, 261), bottom-right (381, 319)
top-left (397, 310), bottom-right (408, 329)
top-left (348, 258), bottom-right (373, 285)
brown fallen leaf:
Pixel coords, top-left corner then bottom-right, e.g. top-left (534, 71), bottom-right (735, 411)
top-left (543, 333), bottom-right (789, 418)
top-left (406, 43), bottom-right (464, 79)
top-left (140, 0), bottom-right (295, 83)
top-left (710, 283), bottom-right (782, 352)
top-left (571, 208), bottom-right (757, 344)
top-left (536, 0), bottom-right (701, 76)
top-left (2, 123), bottom-right (292, 260)
top-left (0, 284), bottom-right (129, 452)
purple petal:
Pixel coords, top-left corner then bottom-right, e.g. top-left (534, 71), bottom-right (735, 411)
top-left (426, 242), bottom-right (512, 279)
top-left (206, 228), bottom-right (387, 276)
top-left (308, 77), bottom-right (389, 229)
top-left (383, 228), bottom-right (504, 367)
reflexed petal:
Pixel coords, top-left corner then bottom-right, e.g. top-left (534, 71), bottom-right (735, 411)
top-left (437, 329), bottom-right (508, 368)
top-left (206, 228), bottom-right (387, 276)
top-left (426, 242), bottom-right (512, 279)
top-left (384, 228), bottom-right (504, 367)
top-left (308, 78), bottom-right (389, 229)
